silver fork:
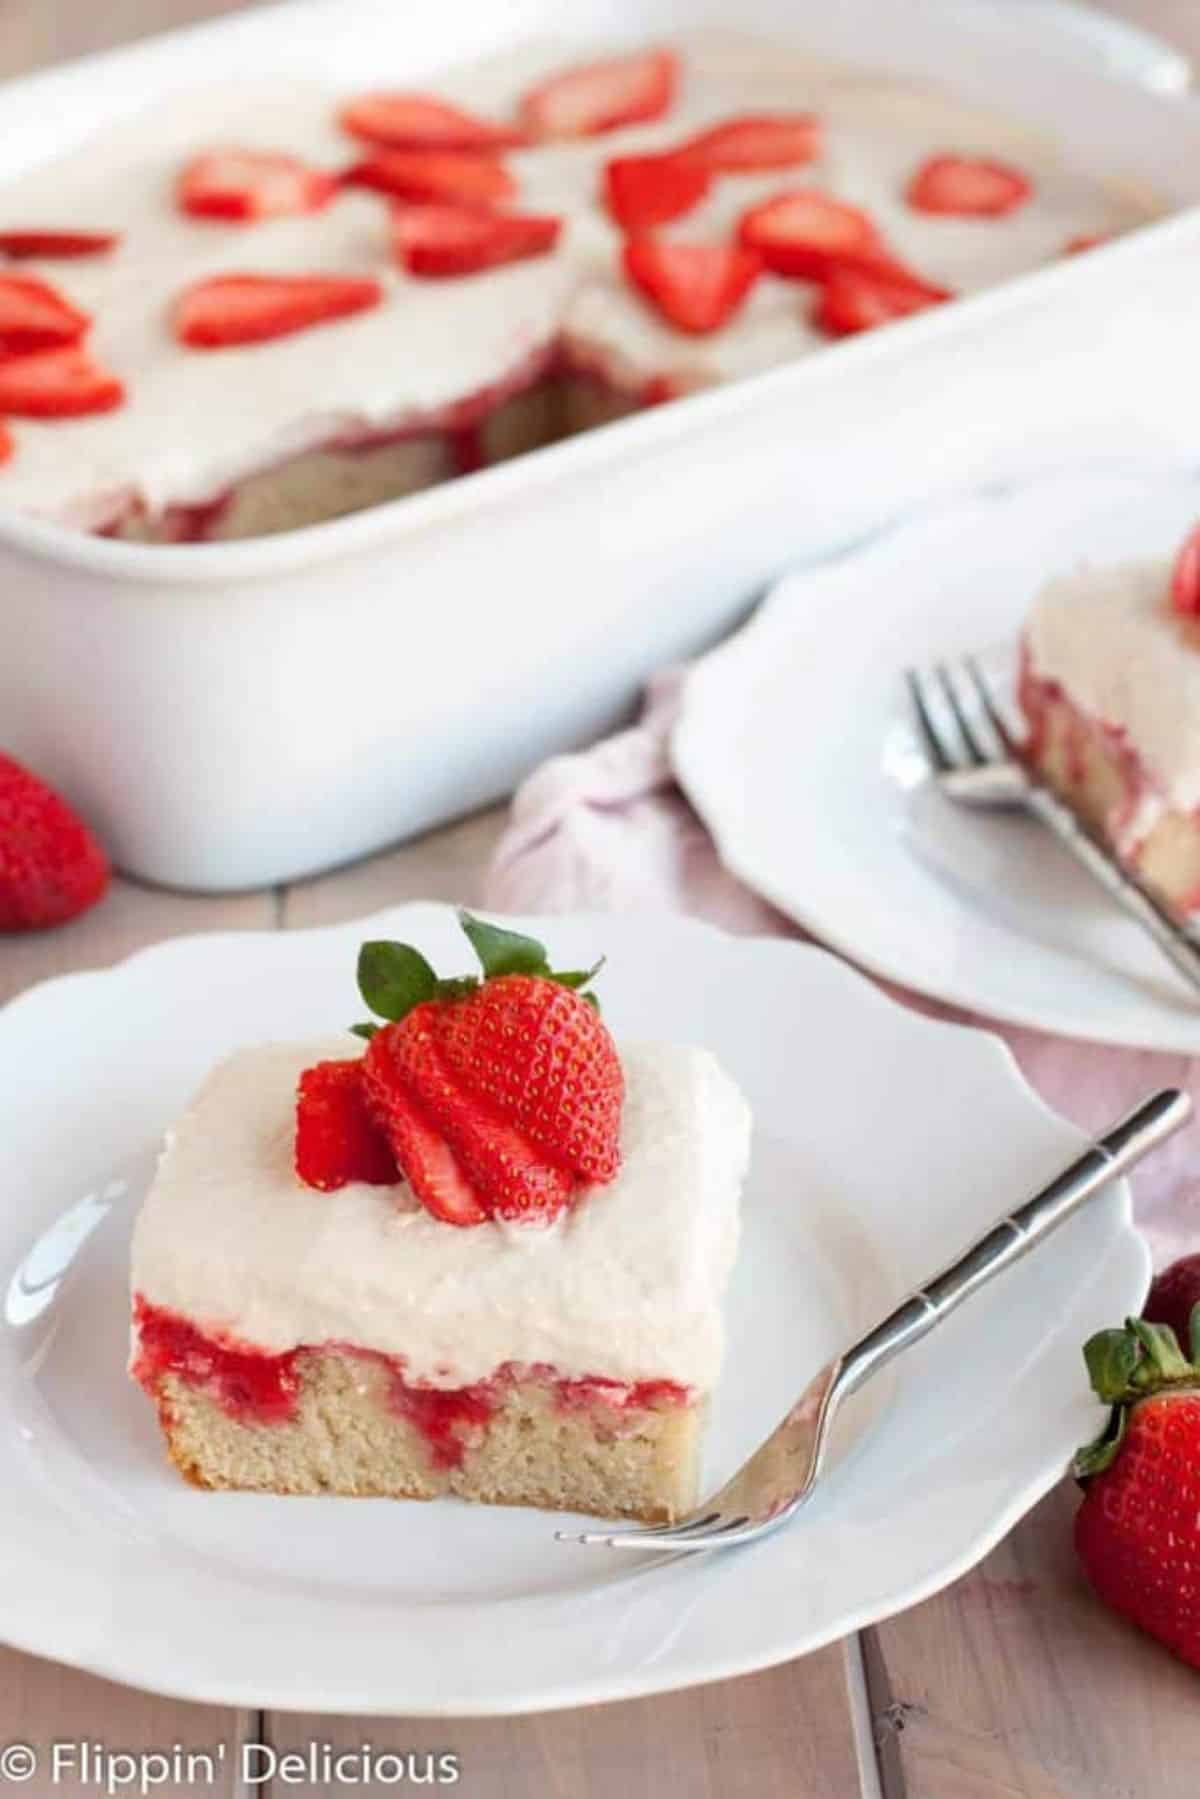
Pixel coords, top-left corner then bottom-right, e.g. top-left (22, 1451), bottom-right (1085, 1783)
top-left (558, 1089), bottom-right (1189, 1553)
top-left (908, 655), bottom-right (1200, 996)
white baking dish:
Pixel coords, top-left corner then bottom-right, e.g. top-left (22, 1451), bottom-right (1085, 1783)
top-left (3, 0), bottom-right (1200, 892)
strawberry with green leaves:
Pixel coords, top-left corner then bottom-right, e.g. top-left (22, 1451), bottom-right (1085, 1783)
top-left (1073, 1303), bottom-right (1200, 1670)
top-left (296, 913), bottom-right (623, 1228)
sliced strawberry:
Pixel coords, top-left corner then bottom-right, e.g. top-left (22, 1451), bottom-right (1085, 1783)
top-left (623, 238), bottom-right (761, 335)
top-left (604, 154), bottom-right (711, 232)
top-left (393, 204), bottom-right (561, 278)
top-left (0, 345), bottom-right (124, 418)
top-left (1065, 232), bottom-right (1108, 256)
top-left (178, 150), bottom-right (338, 223)
top-left (0, 421), bottom-right (11, 465)
top-left (678, 113), bottom-right (822, 172)
top-left (361, 1027), bottom-right (488, 1226)
top-left (1170, 525), bottom-right (1200, 618)
top-left (174, 273), bottom-right (383, 348)
top-left (521, 47), bottom-right (677, 141)
top-left (339, 91), bottom-right (523, 153)
top-left (343, 148), bottom-right (516, 209)
top-left (738, 188), bottom-right (885, 281)
top-left (383, 1010), bottom-right (576, 1223)
top-left (0, 274), bottom-right (90, 355)
top-left (295, 1059), bottom-right (398, 1191)
top-left (907, 154), bottom-right (1032, 217)
top-left (0, 230), bottom-right (118, 259)
top-left (813, 264), bottom-right (951, 337)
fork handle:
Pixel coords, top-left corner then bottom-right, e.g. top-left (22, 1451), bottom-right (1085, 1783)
top-left (837, 1089), bottom-right (1190, 1398)
top-left (1024, 783), bottom-right (1200, 997)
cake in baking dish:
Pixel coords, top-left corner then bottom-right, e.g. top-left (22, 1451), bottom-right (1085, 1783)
top-left (0, 34), bottom-right (1153, 541)
top-left (1020, 523), bottom-right (1200, 917)
top-left (129, 914), bottom-right (750, 1521)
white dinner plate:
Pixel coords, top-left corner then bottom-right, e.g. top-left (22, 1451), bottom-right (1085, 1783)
top-left (0, 903), bottom-right (1144, 1714)
top-left (673, 467), bottom-right (1200, 1053)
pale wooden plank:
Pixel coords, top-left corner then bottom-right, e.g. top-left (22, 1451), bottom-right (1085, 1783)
top-left (269, 1649), bottom-right (864, 1799)
top-left (282, 809), bottom-right (507, 929)
top-left (866, 1479), bottom-right (1200, 1799)
top-left (0, 878), bottom-right (272, 1008)
top-left (0, 1651), bottom-right (248, 1797)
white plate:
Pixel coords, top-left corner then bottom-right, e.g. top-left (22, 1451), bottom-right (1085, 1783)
top-left (674, 467), bottom-right (1200, 1054)
top-left (0, 903), bottom-right (1143, 1714)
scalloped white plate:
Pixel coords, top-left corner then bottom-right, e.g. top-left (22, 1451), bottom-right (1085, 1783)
top-left (0, 904), bottom-right (1144, 1714)
top-left (674, 467), bottom-right (1200, 1053)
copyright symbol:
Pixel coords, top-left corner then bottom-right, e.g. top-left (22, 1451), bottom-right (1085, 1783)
top-left (0, 1746), bottom-right (35, 1782)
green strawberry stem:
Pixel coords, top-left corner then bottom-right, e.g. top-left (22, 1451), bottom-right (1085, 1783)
top-left (352, 910), bottom-right (605, 1035)
top-left (1075, 1314), bottom-right (1200, 1480)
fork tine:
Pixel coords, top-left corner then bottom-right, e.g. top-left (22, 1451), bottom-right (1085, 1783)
top-left (906, 667), bottom-right (954, 773)
top-left (965, 656), bottom-right (1019, 756)
top-left (935, 662), bottom-right (990, 765)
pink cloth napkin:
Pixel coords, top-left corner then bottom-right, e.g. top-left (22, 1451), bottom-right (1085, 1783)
top-left (485, 662), bottom-right (1200, 1273)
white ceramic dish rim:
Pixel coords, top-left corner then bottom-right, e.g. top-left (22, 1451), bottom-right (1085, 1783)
top-left (0, 0), bottom-right (1197, 587)
top-left (0, 904), bottom-right (1146, 1715)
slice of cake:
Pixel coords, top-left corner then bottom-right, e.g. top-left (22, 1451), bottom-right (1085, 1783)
top-left (1019, 523), bottom-right (1200, 915)
top-left (130, 913), bottom-right (750, 1522)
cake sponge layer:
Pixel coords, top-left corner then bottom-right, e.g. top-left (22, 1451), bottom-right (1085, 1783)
top-left (155, 1347), bottom-right (703, 1522)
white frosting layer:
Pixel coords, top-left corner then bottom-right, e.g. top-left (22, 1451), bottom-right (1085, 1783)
top-left (130, 1037), bottom-right (751, 1391)
top-left (0, 32), bottom-right (1152, 524)
top-left (1026, 559), bottom-right (1200, 811)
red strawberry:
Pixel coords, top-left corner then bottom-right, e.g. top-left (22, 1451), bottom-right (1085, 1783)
top-left (348, 914), bottom-right (624, 1226)
top-left (738, 188), bottom-right (884, 281)
top-left (364, 1015), bottom-right (575, 1223)
top-left (1065, 232), bottom-right (1108, 257)
top-left (0, 230), bottom-right (118, 259)
top-left (604, 154), bottom-right (711, 232)
top-left (343, 149), bottom-right (516, 209)
top-left (339, 92), bottom-right (523, 153)
top-left (0, 753), bottom-right (110, 931)
top-left (521, 48), bottom-right (676, 141)
top-left (1145, 1254), bottom-right (1200, 1351)
top-left (174, 273), bottom-right (383, 348)
top-left (907, 154), bottom-right (1032, 217)
top-left (0, 345), bottom-right (125, 418)
top-left (813, 263), bottom-right (951, 337)
top-left (1074, 1316), bottom-right (1200, 1670)
top-left (178, 150), bottom-right (338, 222)
top-left (393, 204), bottom-right (561, 278)
top-left (0, 273), bottom-right (90, 355)
top-left (362, 1069), bottom-right (487, 1227)
top-left (678, 114), bottom-right (822, 172)
top-left (1170, 525), bottom-right (1200, 618)
top-left (0, 421), bottom-right (11, 464)
top-left (295, 1059), bottom-right (398, 1191)
top-left (623, 238), bottom-right (762, 335)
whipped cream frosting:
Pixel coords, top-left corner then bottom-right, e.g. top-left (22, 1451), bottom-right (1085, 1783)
top-left (1025, 559), bottom-right (1200, 813)
top-left (129, 1036), bottom-right (751, 1391)
top-left (0, 32), bottom-right (1154, 524)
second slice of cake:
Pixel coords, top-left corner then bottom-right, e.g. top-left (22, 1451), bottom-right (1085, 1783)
top-left (1020, 523), bottom-right (1200, 916)
top-left (130, 913), bottom-right (750, 1522)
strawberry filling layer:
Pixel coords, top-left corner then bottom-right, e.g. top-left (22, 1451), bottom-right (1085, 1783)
top-left (132, 1299), bottom-right (690, 1469)
top-left (1019, 646), bottom-right (1162, 851)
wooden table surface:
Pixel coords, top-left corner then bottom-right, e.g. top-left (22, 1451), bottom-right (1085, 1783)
top-left (3, 3), bottom-right (1199, 1793)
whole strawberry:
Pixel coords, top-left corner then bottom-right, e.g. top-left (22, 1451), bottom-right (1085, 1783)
top-left (1144, 1253), bottom-right (1200, 1353)
top-left (0, 753), bottom-right (110, 931)
top-left (297, 912), bottom-right (624, 1227)
top-left (1073, 1314), bottom-right (1200, 1670)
